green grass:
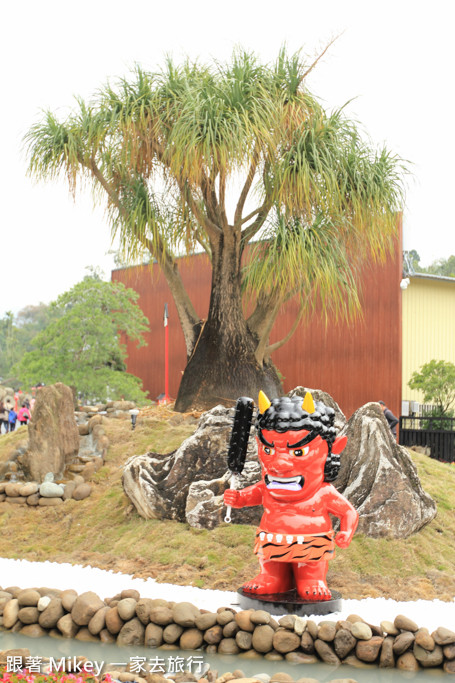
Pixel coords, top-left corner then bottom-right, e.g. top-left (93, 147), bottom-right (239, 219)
top-left (1, 409), bottom-right (455, 600)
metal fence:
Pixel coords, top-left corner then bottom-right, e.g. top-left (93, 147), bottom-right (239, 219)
top-left (399, 416), bottom-right (455, 462)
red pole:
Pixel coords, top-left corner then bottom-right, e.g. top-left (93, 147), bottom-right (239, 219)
top-left (164, 303), bottom-right (170, 403)
top-left (165, 322), bottom-right (169, 402)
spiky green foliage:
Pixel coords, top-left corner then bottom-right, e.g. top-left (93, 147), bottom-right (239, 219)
top-left (13, 276), bottom-right (150, 403)
top-left (25, 47), bottom-right (406, 370)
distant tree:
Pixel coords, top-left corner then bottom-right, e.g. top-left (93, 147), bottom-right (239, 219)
top-left (408, 360), bottom-right (455, 417)
top-left (0, 312), bottom-right (18, 382)
top-left (0, 304), bottom-right (60, 385)
top-left (424, 255), bottom-right (455, 278)
top-left (403, 249), bottom-right (422, 274)
top-left (14, 276), bottom-right (150, 403)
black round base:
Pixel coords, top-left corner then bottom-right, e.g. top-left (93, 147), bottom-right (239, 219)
top-left (237, 587), bottom-right (342, 616)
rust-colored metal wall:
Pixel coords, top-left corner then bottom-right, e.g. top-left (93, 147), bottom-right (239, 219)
top-left (113, 235), bottom-right (402, 420)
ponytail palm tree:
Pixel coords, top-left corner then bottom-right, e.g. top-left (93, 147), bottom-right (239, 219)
top-left (25, 48), bottom-right (406, 411)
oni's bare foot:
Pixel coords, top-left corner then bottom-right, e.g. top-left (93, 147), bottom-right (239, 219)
top-left (243, 573), bottom-right (292, 595)
top-left (296, 579), bottom-right (332, 601)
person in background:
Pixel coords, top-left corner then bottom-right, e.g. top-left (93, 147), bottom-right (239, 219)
top-left (17, 404), bottom-right (31, 427)
top-left (378, 400), bottom-right (399, 439)
top-left (0, 401), bottom-right (8, 434)
top-left (8, 408), bottom-right (17, 432)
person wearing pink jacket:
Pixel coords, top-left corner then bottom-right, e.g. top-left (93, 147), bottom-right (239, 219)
top-left (17, 405), bottom-right (31, 426)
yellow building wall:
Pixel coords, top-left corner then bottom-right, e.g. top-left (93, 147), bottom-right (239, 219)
top-left (402, 276), bottom-right (455, 405)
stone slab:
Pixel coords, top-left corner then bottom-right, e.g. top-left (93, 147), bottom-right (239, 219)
top-left (236, 588), bottom-right (342, 616)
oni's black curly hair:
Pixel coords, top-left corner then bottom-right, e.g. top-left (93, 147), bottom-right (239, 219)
top-left (256, 396), bottom-right (341, 482)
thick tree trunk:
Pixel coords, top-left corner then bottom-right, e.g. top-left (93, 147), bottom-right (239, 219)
top-left (174, 233), bottom-right (283, 412)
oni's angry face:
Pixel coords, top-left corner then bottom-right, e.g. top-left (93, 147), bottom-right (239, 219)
top-left (257, 428), bottom-right (329, 501)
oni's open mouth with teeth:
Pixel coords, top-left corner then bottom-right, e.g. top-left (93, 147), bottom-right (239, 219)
top-left (264, 474), bottom-right (305, 490)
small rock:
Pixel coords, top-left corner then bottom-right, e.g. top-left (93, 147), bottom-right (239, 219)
top-left (393, 631), bottom-right (415, 655)
top-left (300, 631), bottom-right (315, 654)
top-left (37, 596), bottom-right (51, 611)
top-left (413, 643), bottom-right (443, 667)
top-left (334, 629), bottom-right (357, 659)
top-left (38, 598), bottom-right (65, 628)
top-left (350, 622), bottom-right (372, 640)
top-left (235, 610), bottom-right (255, 632)
top-left (218, 638), bottom-right (240, 654)
top-left (117, 618), bottom-right (145, 646)
top-left (18, 607), bottom-right (39, 624)
top-left (250, 610), bottom-right (271, 625)
top-left (196, 612), bottom-right (218, 630)
top-left (379, 636), bottom-right (395, 668)
top-left (3, 599), bottom-right (20, 628)
top-left (172, 602), bottom-right (201, 628)
top-left (380, 620), bottom-right (399, 636)
top-left (63, 482), bottom-right (77, 500)
top-left (57, 613), bottom-right (79, 638)
top-left (355, 636), bottom-right (383, 662)
top-left (144, 623), bottom-right (163, 647)
top-left (314, 639), bottom-right (340, 665)
top-left (117, 598), bottom-right (137, 621)
top-left (396, 651), bottom-right (419, 671)
top-left (394, 615), bottom-right (419, 632)
top-left (415, 628), bottom-right (435, 651)
top-left (19, 624), bottom-right (47, 638)
top-left (204, 625), bottom-right (223, 644)
top-left (88, 606), bottom-right (110, 635)
top-left (180, 628), bottom-right (204, 650)
top-left (39, 481), bottom-right (64, 497)
top-left (443, 642), bottom-right (455, 659)
top-left (217, 610), bottom-right (235, 626)
top-left (433, 626), bottom-right (455, 645)
top-left (72, 591), bottom-right (105, 625)
top-left (236, 631), bottom-right (253, 650)
top-left (163, 623), bottom-right (184, 644)
top-left (75, 627), bottom-right (99, 642)
top-left (17, 589), bottom-right (41, 607)
top-left (39, 497), bottom-right (64, 506)
top-left (19, 482), bottom-right (39, 496)
top-left (318, 621), bottom-right (337, 642)
top-left (252, 625), bottom-right (275, 653)
top-left (306, 620), bottom-right (318, 639)
top-left (293, 617), bottom-right (306, 635)
top-left (105, 606), bottom-right (124, 634)
top-left (72, 483), bottom-right (92, 500)
top-left (278, 615), bottom-right (295, 630)
top-left (136, 598), bottom-right (153, 625)
top-left (61, 589), bottom-right (78, 611)
top-left (272, 629), bottom-right (300, 654)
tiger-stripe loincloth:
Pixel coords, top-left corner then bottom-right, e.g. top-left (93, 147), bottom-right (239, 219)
top-left (254, 529), bottom-right (335, 563)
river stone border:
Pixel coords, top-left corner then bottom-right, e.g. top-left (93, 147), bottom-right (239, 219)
top-left (0, 587), bottom-right (454, 675)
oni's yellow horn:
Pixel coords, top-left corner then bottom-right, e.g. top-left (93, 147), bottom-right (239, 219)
top-left (302, 391), bottom-right (315, 414)
top-left (258, 390), bottom-right (271, 414)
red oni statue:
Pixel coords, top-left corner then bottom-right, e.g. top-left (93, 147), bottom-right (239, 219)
top-left (223, 391), bottom-right (359, 601)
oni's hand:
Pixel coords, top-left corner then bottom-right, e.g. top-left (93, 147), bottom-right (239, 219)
top-left (334, 531), bottom-right (353, 549)
top-left (224, 489), bottom-right (241, 506)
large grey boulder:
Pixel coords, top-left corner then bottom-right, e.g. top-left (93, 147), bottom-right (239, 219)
top-left (335, 402), bottom-right (437, 538)
top-left (122, 405), bottom-right (259, 523)
top-left (185, 462), bottom-right (262, 529)
top-left (21, 383), bottom-right (80, 483)
top-left (288, 386), bottom-right (347, 432)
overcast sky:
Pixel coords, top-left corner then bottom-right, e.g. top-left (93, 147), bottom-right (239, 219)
top-left (1, 0), bottom-right (453, 317)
